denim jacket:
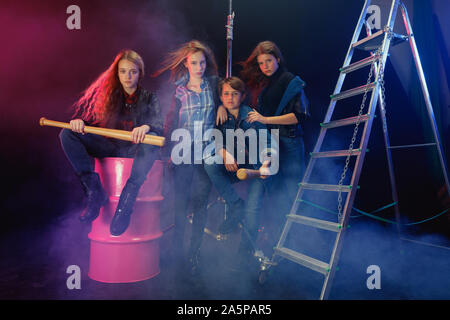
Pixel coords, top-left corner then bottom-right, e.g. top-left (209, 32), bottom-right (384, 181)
top-left (217, 104), bottom-right (278, 170)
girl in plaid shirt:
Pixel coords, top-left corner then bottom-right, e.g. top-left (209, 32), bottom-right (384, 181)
top-left (154, 40), bottom-right (226, 277)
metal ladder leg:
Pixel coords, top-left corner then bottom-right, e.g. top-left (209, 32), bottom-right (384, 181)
top-left (321, 0), bottom-right (401, 300)
top-left (266, 0), bottom-right (447, 300)
top-left (271, 0), bottom-right (375, 266)
top-left (399, 2), bottom-right (450, 197)
top-left (363, 21), bottom-right (403, 234)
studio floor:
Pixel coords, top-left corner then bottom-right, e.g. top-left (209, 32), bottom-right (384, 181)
top-left (0, 203), bottom-right (449, 301)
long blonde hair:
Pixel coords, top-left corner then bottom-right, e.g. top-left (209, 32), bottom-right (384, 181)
top-left (152, 40), bottom-right (218, 82)
top-left (73, 49), bottom-right (145, 125)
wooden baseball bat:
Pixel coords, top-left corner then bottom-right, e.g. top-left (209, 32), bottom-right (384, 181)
top-left (40, 117), bottom-right (165, 147)
top-left (236, 168), bottom-right (262, 180)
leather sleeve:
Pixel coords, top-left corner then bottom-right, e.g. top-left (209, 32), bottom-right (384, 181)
top-left (163, 96), bottom-right (181, 140)
top-left (143, 93), bottom-right (164, 136)
top-left (283, 89), bottom-right (310, 122)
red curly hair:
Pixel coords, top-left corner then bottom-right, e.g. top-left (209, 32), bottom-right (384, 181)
top-left (73, 49), bottom-right (144, 125)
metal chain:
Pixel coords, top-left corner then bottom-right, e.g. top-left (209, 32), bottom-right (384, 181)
top-left (379, 26), bottom-right (391, 134)
top-left (337, 44), bottom-right (387, 220)
top-left (378, 54), bottom-right (388, 134)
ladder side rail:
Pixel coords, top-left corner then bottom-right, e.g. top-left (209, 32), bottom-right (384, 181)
top-left (339, 0), bottom-right (374, 72)
top-left (320, 89), bottom-right (380, 300)
top-left (326, 0), bottom-right (373, 107)
top-left (364, 22), bottom-right (403, 234)
top-left (294, 0), bottom-right (374, 215)
top-left (308, 0), bottom-right (373, 176)
top-left (399, 2), bottom-right (450, 197)
top-left (274, 185), bottom-right (308, 252)
top-left (375, 77), bottom-right (403, 233)
top-left (273, 0), bottom-right (375, 253)
top-left (320, 0), bottom-right (373, 137)
top-left (321, 2), bottom-right (401, 299)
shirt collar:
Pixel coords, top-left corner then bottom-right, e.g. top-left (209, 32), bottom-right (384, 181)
top-left (123, 87), bottom-right (140, 105)
top-left (175, 73), bottom-right (208, 90)
top-left (175, 73), bottom-right (189, 87)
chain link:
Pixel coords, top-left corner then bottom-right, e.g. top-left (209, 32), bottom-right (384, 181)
top-left (337, 41), bottom-right (388, 220)
top-left (379, 56), bottom-right (388, 134)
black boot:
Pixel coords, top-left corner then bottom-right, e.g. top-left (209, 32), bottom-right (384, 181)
top-left (187, 247), bottom-right (201, 277)
top-left (219, 198), bottom-right (245, 234)
top-left (234, 246), bottom-right (255, 272)
top-left (234, 230), bottom-right (259, 273)
top-left (79, 172), bottom-right (108, 223)
top-left (110, 181), bottom-right (140, 236)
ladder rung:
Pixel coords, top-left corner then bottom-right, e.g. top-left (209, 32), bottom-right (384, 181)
top-left (311, 149), bottom-right (361, 158)
top-left (352, 29), bottom-right (408, 51)
top-left (274, 247), bottom-right (329, 275)
top-left (340, 55), bottom-right (380, 74)
top-left (388, 143), bottom-right (437, 150)
top-left (321, 114), bottom-right (370, 129)
top-left (352, 29), bottom-right (384, 50)
top-left (330, 82), bottom-right (377, 101)
top-left (300, 183), bottom-right (354, 192)
top-left (287, 214), bottom-right (341, 232)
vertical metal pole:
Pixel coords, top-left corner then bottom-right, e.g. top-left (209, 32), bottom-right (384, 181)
top-left (399, 2), bottom-right (450, 197)
top-left (364, 22), bottom-right (403, 235)
top-left (225, 0), bottom-right (234, 78)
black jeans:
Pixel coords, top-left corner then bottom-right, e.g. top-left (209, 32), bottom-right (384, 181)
top-left (59, 129), bottom-right (160, 188)
top-left (172, 162), bottom-right (212, 258)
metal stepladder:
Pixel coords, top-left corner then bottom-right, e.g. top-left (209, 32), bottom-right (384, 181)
top-left (264, 0), bottom-right (450, 300)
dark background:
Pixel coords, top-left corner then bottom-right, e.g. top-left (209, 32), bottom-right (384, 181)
top-left (1, 0), bottom-right (448, 237)
top-left (0, 0), bottom-right (449, 300)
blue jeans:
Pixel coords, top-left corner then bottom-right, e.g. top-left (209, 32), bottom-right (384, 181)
top-left (277, 136), bottom-right (305, 203)
top-left (59, 129), bottom-right (160, 187)
top-left (265, 135), bottom-right (305, 248)
top-left (204, 162), bottom-right (268, 250)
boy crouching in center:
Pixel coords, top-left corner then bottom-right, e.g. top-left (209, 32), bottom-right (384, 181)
top-left (204, 76), bottom-right (278, 270)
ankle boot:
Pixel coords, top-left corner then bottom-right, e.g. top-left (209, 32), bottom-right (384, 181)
top-left (219, 198), bottom-right (245, 234)
top-left (110, 181), bottom-right (140, 236)
top-left (234, 245), bottom-right (256, 272)
top-left (187, 246), bottom-right (202, 277)
top-left (79, 172), bottom-right (108, 223)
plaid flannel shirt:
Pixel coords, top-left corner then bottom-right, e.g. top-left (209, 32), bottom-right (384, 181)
top-left (173, 74), bottom-right (216, 147)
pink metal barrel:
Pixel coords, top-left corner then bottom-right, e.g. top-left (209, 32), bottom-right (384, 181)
top-left (88, 158), bottom-right (164, 283)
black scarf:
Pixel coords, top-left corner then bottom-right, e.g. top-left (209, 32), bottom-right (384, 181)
top-left (259, 67), bottom-right (295, 117)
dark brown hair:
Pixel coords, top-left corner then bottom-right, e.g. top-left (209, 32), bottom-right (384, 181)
top-left (218, 76), bottom-right (247, 96)
top-left (239, 41), bottom-right (284, 89)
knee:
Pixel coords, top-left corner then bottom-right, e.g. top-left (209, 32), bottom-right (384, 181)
top-left (140, 143), bottom-right (158, 152)
top-left (191, 191), bottom-right (210, 211)
top-left (138, 143), bottom-right (160, 158)
top-left (59, 128), bottom-right (75, 145)
top-left (203, 162), bottom-right (222, 177)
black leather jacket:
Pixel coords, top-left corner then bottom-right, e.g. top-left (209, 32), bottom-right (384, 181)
top-left (75, 87), bottom-right (163, 136)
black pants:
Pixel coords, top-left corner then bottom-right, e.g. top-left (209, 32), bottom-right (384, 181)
top-left (172, 162), bottom-right (212, 258)
top-left (59, 129), bottom-right (160, 188)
